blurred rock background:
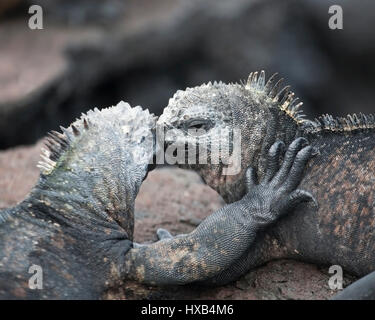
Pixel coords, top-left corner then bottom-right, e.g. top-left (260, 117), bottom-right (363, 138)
top-left (0, 0), bottom-right (374, 149)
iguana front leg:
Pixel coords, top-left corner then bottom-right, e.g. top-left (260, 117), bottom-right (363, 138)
top-left (122, 138), bottom-right (315, 285)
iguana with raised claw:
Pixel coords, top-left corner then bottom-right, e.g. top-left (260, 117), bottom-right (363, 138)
top-left (157, 71), bottom-right (375, 298)
top-left (0, 101), bottom-right (314, 299)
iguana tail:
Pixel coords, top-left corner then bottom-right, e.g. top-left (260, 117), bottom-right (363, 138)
top-left (332, 271), bottom-right (375, 300)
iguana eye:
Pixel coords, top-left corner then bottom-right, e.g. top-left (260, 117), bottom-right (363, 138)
top-left (186, 119), bottom-right (212, 131)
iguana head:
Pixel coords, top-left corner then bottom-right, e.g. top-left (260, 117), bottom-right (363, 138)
top-left (158, 71), bottom-right (307, 203)
top-left (33, 101), bottom-right (156, 238)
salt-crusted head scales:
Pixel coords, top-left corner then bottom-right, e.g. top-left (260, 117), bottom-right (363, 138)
top-left (38, 101), bottom-right (157, 176)
top-left (34, 101), bottom-right (157, 236)
top-left (158, 81), bottom-right (233, 127)
top-left (158, 71), bottom-right (307, 131)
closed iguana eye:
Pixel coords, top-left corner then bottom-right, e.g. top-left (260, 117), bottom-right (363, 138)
top-left (185, 119), bottom-right (212, 131)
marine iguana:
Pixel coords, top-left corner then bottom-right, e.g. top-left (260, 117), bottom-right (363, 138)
top-left (0, 100), bottom-right (314, 299)
top-left (157, 71), bottom-right (375, 294)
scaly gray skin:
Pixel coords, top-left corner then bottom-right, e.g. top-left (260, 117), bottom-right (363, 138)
top-left (157, 71), bottom-right (375, 297)
top-left (332, 271), bottom-right (375, 300)
top-left (0, 101), bottom-right (156, 299)
top-left (0, 100), bottom-right (314, 299)
top-left (124, 138), bottom-right (315, 285)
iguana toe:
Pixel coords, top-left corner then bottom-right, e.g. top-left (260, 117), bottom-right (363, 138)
top-left (156, 228), bottom-right (174, 240)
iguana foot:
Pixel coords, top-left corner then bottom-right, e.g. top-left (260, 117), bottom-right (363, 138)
top-left (242, 137), bottom-right (316, 224)
top-left (132, 229), bottom-right (174, 248)
top-left (156, 228), bottom-right (174, 240)
top-left (132, 242), bottom-right (146, 248)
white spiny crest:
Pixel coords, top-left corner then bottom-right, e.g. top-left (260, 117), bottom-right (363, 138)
top-left (245, 70), bottom-right (306, 124)
top-left (305, 112), bottom-right (375, 134)
top-left (38, 101), bottom-right (156, 176)
top-left (244, 71), bottom-right (375, 134)
top-left (161, 70), bottom-right (375, 138)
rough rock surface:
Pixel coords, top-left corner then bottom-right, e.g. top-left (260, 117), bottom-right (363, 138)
top-left (0, 141), bottom-right (355, 299)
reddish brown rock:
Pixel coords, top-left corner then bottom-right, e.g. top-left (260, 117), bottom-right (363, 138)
top-left (0, 140), bottom-right (43, 209)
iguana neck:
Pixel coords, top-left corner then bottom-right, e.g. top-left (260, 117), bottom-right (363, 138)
top-left (254, 108), bottom-right (302, 177)
top-left (2, 185), bottom-right (133, 295)
top-left (15, 157), bottom-right (138, 240)
top-left (208, 107), bottom-right (301, 204)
